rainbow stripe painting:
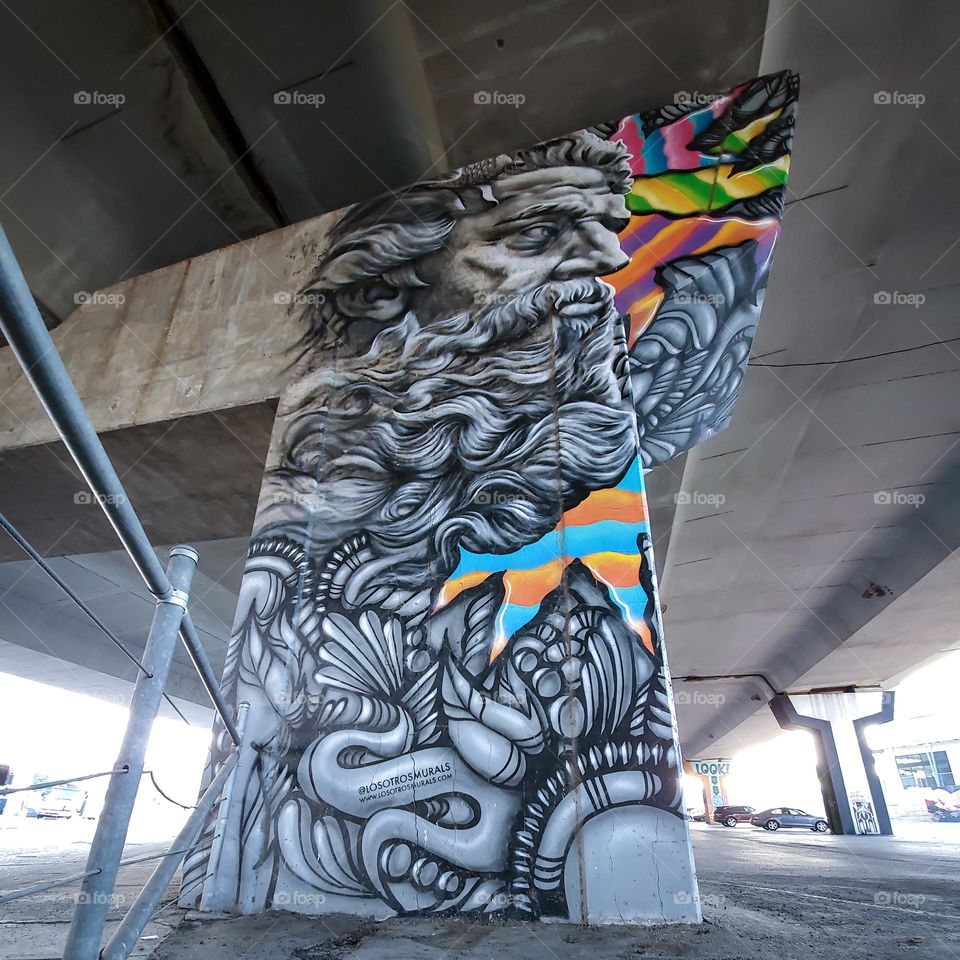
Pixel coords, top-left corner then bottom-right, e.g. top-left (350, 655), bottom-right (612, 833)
top-left (438, 74), bottom-right (794, 665)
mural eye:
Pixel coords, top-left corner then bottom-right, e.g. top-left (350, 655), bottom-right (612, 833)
top-left (511, 222), bottom-right (561, 250)
top-left (522, 224), bottom-right (554, 240)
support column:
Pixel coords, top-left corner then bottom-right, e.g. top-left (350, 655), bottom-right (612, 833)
top-left (685, 760), bottom-right (732, 823)
top-left (770, 689), bottom-right (894, 835)
top-left (178, 71), bottom-right (798, 925)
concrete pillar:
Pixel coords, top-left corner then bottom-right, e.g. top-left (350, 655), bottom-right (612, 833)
top-left (685, 759), bottom-right (732, 823)
top-left (770, 690), bottom-right (894, 835)
top-left (177, 70), bottom-right (798, 924)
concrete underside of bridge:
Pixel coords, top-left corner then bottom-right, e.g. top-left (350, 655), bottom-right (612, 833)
top-left (1, 0), bottom-right (959, 763)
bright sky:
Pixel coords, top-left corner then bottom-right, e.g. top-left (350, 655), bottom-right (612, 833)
top-left (868, 648), bottom-right (960, 747)
top-left (684, 649), bottom-right (960, 816)
top-left (0, 672), bottom-right (212, 839)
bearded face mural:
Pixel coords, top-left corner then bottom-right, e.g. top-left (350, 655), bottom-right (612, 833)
top-left (183, 72), bottom-right (798, 924)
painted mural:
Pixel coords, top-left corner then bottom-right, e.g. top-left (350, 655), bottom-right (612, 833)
top-left (183, 71), bottom-right (798, 922)
top-left (687, 759), bottom-right (733, 818)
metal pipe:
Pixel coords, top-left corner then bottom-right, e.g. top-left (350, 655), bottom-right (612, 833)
top-left (64, 546), bottom-right (197, 960)
top-left (114, 840), bottom-right (215, 869)
top-left (100, 751), bottom-right (238, 960)
top-left (0, 510), bottom-right (189, 724)
top-left (0, 836), bottom-right (221, 906)
top-left (199, 700), bottom-right (249, 911)
top-left (0, 869), bottom-right (99, 906)
top-left (178, 615), bottom-right (238, 741)
top-left (0, 226), bottom-right (238, 744)
top-left (0, 767), bottom-right (127, 797)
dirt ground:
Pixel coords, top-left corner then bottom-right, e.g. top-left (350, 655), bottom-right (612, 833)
top-left (3, 819), bottom-right (959, 959)
top-left (154, 822), bottom-right (960, 960)
top-left (154, 895), bottom-right (952, 960)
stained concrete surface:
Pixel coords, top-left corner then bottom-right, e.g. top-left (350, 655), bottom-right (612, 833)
top-left (4, 819), bottom-right (959, 959)
top-left (0, 819), bottom-right (179, 960)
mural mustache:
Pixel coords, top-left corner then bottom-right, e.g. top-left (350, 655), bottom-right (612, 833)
top-left (182, 70), bottom-right (798, 924)
top-left (261, 275), bottom-right (637, 586)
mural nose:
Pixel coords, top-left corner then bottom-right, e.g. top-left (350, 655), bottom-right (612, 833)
top-left (603, 255), bottom-right (632, 276)
top-left (558, 228), bottom-right (631, 279)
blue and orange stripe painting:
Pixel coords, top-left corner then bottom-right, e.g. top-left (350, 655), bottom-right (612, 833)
top-left (436, 81), bottom-right (791, 664)
top-left (438, 458), bottom-right (653, 662)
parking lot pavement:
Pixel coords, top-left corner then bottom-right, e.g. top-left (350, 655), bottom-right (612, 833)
top-left (3, 816), bottom-right (959, 959)
top-left (691, 816), bottom-right (960, 884)
top-left (686, 820), bottom-right (960, 959)
top-left (154, 818), bottom-right (960, 960)
top-left (0, 818), bottom-right (182, 960)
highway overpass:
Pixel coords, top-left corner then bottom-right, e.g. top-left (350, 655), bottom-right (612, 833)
top-left (1, 0), bottom-right (958, 762)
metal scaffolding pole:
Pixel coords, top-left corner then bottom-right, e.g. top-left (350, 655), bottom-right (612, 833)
top-left (0, 225), bottom-right (239, 745)
top-left (63, 546), bottom-right (198, 960)
top-left (0, 768), bottom-right (126, 797)
top-left (100, 749), bottom-right (238, 960)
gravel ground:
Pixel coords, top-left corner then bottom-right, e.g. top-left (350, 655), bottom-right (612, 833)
top-left (3, 818), bottom-right (959, 959)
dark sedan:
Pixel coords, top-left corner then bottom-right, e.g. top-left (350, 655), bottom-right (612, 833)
top-left (750, 807), bottom-right (829, 832)
top-left (714, 804), bottom-right (755, 827)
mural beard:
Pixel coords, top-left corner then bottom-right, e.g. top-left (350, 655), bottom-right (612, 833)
top-left (258, 275), bottom-right (638, 591)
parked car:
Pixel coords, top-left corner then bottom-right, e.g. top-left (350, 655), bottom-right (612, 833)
top-left (714, 805), bottom-right (755, 827)
top-left (32, 784), bottom-right (88, 819)
top-left (750, 807), bottom-right (829, 832)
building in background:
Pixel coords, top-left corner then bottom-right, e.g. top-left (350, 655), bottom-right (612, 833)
top-left (873, 724), bottom-right (960, 819)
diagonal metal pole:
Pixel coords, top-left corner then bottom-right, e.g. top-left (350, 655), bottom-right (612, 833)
top-left (0, 768), bottom-right (127, 797)
top-left (63, 546), bottom-right (198, 960)
top-left (0, 225), bottom-right (238, 744)
top-left (100, 748), bottom-right (238, 960)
